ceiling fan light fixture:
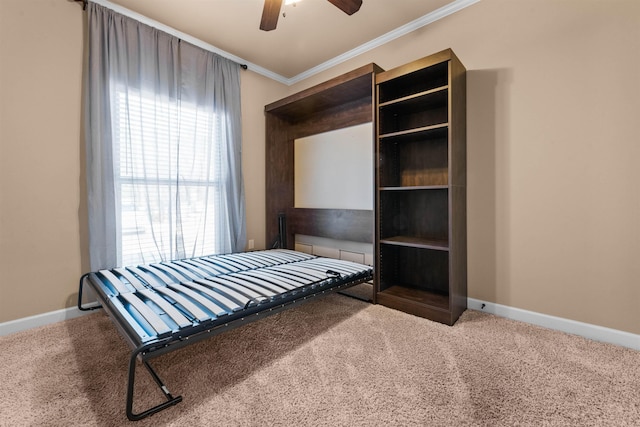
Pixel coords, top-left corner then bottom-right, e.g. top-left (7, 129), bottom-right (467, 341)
top-left (261, 0), bottom-right (361, 31)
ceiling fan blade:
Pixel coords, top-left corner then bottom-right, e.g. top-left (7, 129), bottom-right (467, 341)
top-left (260, 0), bottom-right (283, 31)
top-left (327, 0), bottom-right (363, 15)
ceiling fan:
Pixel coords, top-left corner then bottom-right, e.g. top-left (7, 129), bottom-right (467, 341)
top-left (260, 0), bottom-right (363, 31)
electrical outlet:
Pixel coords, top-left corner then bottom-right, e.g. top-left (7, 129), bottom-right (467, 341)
top-left (248, 239), bottom-right (255, 250)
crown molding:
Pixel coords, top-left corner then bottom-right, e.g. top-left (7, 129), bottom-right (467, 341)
top-left (89, 0), bottom-right (480, 86)
top-left (287, 0), bottom-right (481, 85)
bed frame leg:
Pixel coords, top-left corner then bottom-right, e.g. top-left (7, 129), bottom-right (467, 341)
top-left (126, 350), bottom-right (183, 421)
top-left (77, 273), bottom-right (102, 311)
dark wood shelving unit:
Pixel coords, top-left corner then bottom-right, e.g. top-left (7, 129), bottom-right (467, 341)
top-left (374, 48), bottom-right (467, 326)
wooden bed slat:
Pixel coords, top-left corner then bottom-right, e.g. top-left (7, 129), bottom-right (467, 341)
top-left (211, 275), bottom-right (277, 299)
top-left (162, 262), bottom-right (204, 281)
top-left (254, 268), bottom-right (315, 287)
top-left (204, 276), bottom-right (269, 302)
top-left (200, 257), bottom-right (243, 273)
top-left (151, 263), bottom-right (190, 282)
top-left (236, 270), bottom-right (304, 290)
top-left (181, 259), bottom-right (226, 277)
top-left (154, 286), bottom-right (211, 322)
top-left (214, 254), bottom-right (262, 269)
top-left (114, 268), bottom-right (147, 290)
top-left (228, 272), bottom-right (291, 293)
top-left (224, 252), bottom-right (277, 267)
top-left (169, 260), bottom-right (206, 276)
top-left (191, 258), bottom-right (231, 276)
top-left (266, 264), bottom-right (327, 281)
top-left (99, 270), bottom-right (132, 294)
top-left (141, 265), bottom-right (178, 286)
top-left (126, 266), bottom-right (165, 288)
top-left (168, 283), bottom-right (229, 318)
top-left (180, 281), bottom-right (243, 312)
top-left (195, 279), bottom-right (254, 308)
top-left (120, 293), bottom-right (172, 336)
top-left (138, 288), bottom-right (192, 329)
top-left (106, 293), bottom-right (156, 342)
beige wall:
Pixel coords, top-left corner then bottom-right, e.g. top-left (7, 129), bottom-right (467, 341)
top-left (240, 71), bottom-right (288, 251)
top-left (0, 0), bottom-right (287, 323)
top-left (1, 0), bottom-right (639, 335)
top-left (1, 0), bottom-right (86, 323)
top-left (283, 0), bottom-right (640, 334)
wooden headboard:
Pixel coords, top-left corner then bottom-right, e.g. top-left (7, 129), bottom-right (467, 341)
top-left (264, 63), bottom-right (383, 249)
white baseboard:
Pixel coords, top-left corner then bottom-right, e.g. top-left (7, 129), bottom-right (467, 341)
top-left (468, 298), bottom-right (640, 351)
top-left (0, 303), bottom-right (100, 337)
top-left (2, 299), bottom-right (638, 351)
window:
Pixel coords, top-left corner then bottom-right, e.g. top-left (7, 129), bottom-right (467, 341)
top-left (111, 85), bottom-right (223, 266)
top-left (84, 4), bottom-right (245, 271)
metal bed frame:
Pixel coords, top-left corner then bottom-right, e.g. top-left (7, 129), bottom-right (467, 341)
top-left (77, 249), bottom-right (372, 421)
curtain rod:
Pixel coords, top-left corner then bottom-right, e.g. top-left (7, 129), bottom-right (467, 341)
top-left (73, 0), bottom-right (248, 70)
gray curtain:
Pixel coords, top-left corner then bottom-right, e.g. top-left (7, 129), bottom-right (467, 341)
top-left (84, 2), bottom-right (245, 270)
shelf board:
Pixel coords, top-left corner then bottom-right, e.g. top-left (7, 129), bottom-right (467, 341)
top-left (375, 49), bottom-right (453, 85)
top-left (378, 123), bottom-right (448, 140)
top-left (265, 63), bottom-right (383, 121)
top-left (377, 285), bottom-right (450, 311)
top-left (380, 185), bottom-right (448, 191)
top-left (380, 236), bottom-right (449, 251)
top-left (378, 85), bottom-right (448, 108)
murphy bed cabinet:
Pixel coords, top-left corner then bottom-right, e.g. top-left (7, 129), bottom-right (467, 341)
top-left (374, 49), bottom-right (467, 325)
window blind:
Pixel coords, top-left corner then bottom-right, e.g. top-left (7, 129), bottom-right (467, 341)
top-left (112, 86), bottom-right (222, 266)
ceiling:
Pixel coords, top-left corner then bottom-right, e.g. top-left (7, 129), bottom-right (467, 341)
top-left (103, 0), bottom-right (475, 84)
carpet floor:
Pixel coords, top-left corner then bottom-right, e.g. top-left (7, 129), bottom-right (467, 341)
top-left (0, 289), bottom-right (638, 426)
